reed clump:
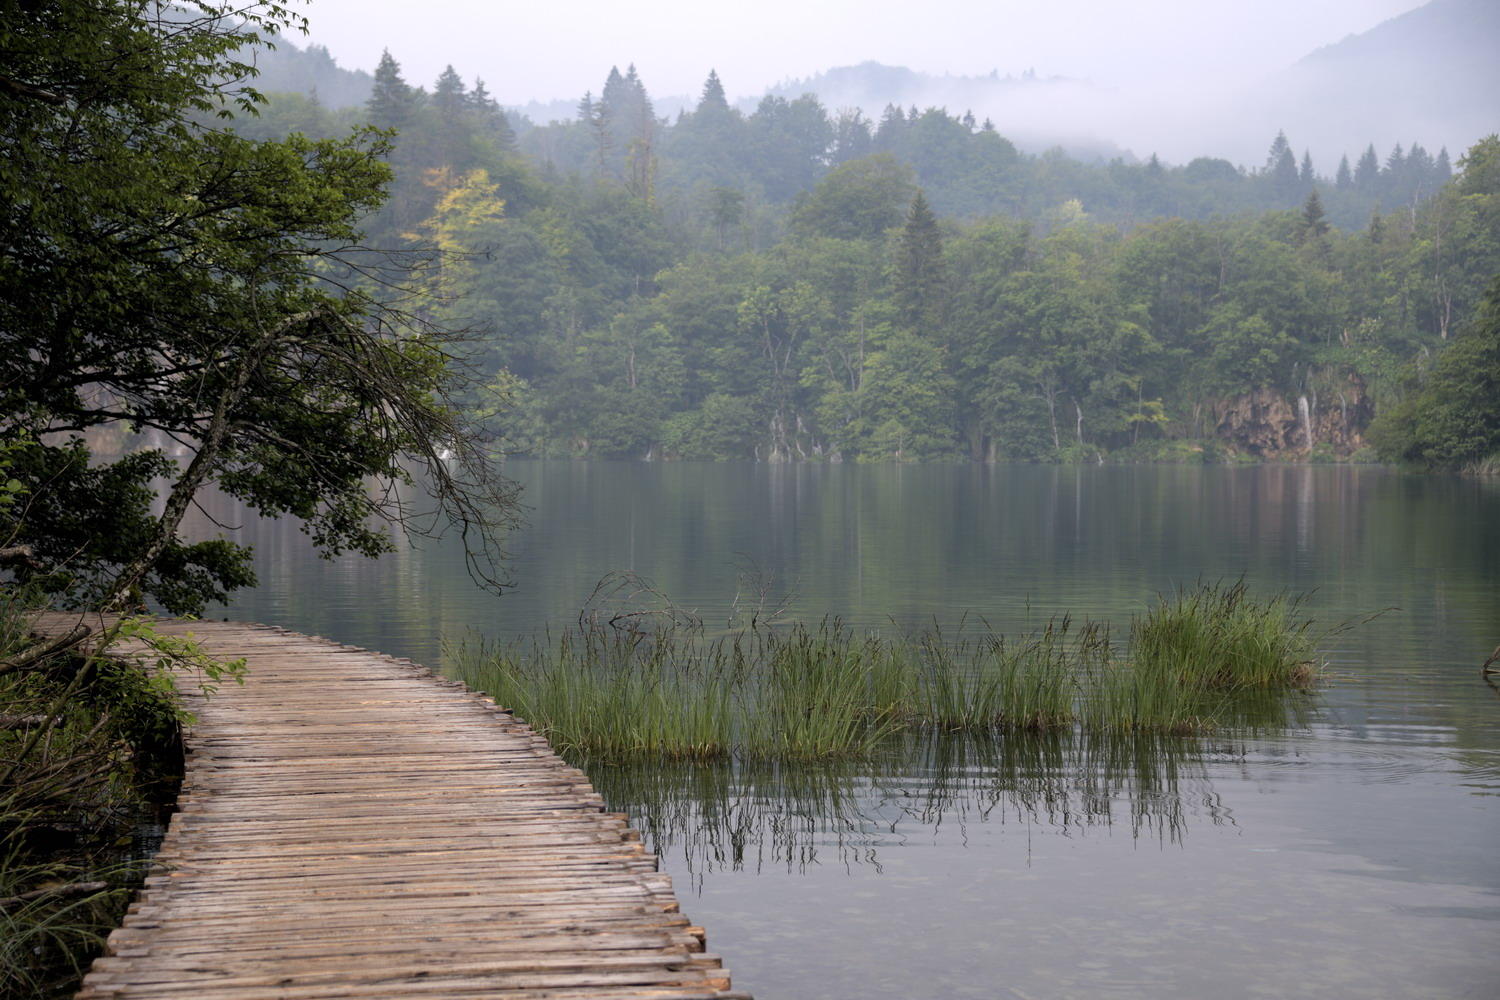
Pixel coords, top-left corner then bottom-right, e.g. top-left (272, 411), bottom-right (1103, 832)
top-left (447, 582), bottom-right (1327, 762)
top-left (1130, 580), bottom-right (1318, 692)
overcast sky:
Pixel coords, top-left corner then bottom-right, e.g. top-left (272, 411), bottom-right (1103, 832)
top-left (293, 0), bottom-right (1422, 104)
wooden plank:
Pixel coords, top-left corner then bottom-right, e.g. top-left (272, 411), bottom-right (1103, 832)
top-left (28, 614), bottom-right (746, 1000)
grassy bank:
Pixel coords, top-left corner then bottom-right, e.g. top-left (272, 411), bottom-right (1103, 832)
top-left (448, 581), bottom-right (1322, 762)
top-left (0, 604), bottom-right (203, 999)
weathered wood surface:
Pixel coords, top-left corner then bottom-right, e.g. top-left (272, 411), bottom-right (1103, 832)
top-left (31, 614), bottom-right (749, 1000)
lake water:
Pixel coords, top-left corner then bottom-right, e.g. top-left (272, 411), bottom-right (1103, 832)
top-left (191, 462), bottom-right (1500, 999)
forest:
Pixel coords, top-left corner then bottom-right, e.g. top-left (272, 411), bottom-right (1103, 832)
top-left (239, 50), bottom-right (1499, 467)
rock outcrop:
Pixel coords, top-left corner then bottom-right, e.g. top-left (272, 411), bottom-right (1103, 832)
top-left (1211, 372), bottom-right (1373, 458)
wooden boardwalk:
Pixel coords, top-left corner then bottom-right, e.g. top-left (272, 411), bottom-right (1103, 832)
top-left (34, 615), bottom-right (747, 1000)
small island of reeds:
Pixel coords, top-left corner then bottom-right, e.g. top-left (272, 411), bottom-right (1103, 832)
top-left (447, 580), bottom-right (1325, 762)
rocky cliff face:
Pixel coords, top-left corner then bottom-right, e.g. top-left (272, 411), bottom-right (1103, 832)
top-left (1211, 372), bottom-right (1373, 458)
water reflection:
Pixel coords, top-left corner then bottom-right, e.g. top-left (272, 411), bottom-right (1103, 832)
top-left (589, 732), bottom-right (1238, 884)
top-left (182, 462), bottom-right (1500, 1000)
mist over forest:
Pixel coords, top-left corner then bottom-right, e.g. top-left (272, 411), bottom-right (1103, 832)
top-left (225, 0), bottom-right (1499, 471)
top-left (258, 0), bottom-right (1498, 170)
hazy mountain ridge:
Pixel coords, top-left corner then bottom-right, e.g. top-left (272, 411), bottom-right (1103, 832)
top-left (244, 33), bottom-right (374, 108)
top-left (1248, 0), bottom-right (1500, 169)
top-left (257, 0), bottom-right (1495, 170)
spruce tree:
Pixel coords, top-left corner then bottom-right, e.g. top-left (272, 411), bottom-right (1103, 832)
top-left (601, 65), bottom-right (629, 108)
top-left (1299, 150), bottom-right (1315, 188)
top-left (1335, 154), bottom-right (1353, 190)
top-left (1265, 131), bottom-right (1291, 171)
top-left (875, 104), bottom-right (906, 150)
top-left (1435, 147), bottom-right (1453, 183)
top-left (1300, 190), bottom-right (1330, 239)
top-left (1428, 149), bottom-right (1452, 186)
top-left (619, 66), bottom-right (658, 200)
top-left (432, 65), bottom-right (467, 117)
top-left (895, 190), bottom-right (946, 332)
top-left (1355, 144), bottom-right (1380, 192)
top-left (1386, 143), bottom-right (1406, 175)
top-left (469, 79), bottom-right (516, 150)
top-left (698, 70), bottom-right (729, 114)
top-left (367, 49), bottom-right (421, 131)
top-left (1267, 131), bottom-right (1299, 199)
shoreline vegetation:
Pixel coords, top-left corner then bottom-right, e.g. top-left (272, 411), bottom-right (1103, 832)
top-left (0, 606), bottom-right (208, 998)
top-left (448, 580), bottom-right (1326, 763)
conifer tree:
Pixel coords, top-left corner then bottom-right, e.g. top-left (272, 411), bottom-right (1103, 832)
top-left (1265, 131), bottom-right (1291, 170)
top-left (469, 78), bottom-right (516, 150)
top-left (428, 65), bottom-right (470, 170)
top-left (1407, 143), bottom-right (1434, 197)
top-left (1355, 144), bottom-right (1380, 192)
top-left (1435, 147), bottom-right (1453, 183)
top-left (1299, 150), bottom-right (1315, 188)
top-left (875, 104), bottom-right (906, 149)
top-left (895, 190), bottom-right (946, 332)
top-left (432, 65), bottom-right (467, 117)
top-left (367, 49), bottom-right (421, 131)
top-left (1335, 154), bottom-right (1353, 190)
top-left (698, 70), bottom-right (729, 114)
top-left (1267, 131), bottom-right (1299, 199)
top-left (621, 66), bottom-right (658, 200)
top-left (1386, 143), bottom-right (1406, 176)
top-left (1300, 190), bottom-right (1330, 240)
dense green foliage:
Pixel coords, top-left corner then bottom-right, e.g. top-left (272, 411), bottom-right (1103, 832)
top-left (237, 50), bottom-right (1500, 465)
top-left (0, 598), bottom-right (226, 997)
top-left (1, 2), bottom-right (518, 615)
top-left (1369, 277), bottom-right (1500, 471)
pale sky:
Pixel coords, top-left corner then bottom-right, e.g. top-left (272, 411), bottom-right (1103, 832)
top-left (292, 0), bottom-right (1423, 105)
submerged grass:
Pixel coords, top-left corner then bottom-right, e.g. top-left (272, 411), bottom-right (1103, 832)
top-left (447, 582), bottom-right (1328, 762)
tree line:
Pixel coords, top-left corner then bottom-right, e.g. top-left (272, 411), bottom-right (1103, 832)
top-left (238, 51), bottom-right (1498, 469)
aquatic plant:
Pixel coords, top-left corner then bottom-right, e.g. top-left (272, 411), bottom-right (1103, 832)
top-left (1130, 580), bottom-right (1318, 691)
top-left (446, 582), bottom-right (1325, 762)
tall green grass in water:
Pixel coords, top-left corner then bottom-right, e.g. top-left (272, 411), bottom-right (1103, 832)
top-left (1131, 580), bottom-right (1317, 691)
top-left (447, 582), bottom-right (1325, 761)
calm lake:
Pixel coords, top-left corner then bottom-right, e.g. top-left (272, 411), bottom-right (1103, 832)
top-left (191, 462), bottom-right (1500, 999)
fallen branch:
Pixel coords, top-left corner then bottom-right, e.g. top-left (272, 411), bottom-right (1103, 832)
top-left (0, 544), bottom-right (42, 570)
top-left (0, 622), bottom-right (93, 677)
top-left (0, 881), bottom-right (111, 912)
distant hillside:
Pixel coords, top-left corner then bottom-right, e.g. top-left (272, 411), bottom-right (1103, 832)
top-left (244, 33), bottom-right (373, 108)
top-left (1248, 0), bottom-right (1499, 168)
